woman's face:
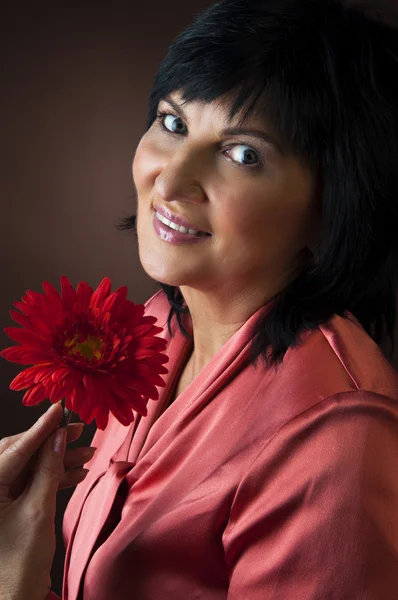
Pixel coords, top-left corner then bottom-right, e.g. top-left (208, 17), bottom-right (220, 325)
top-left (132, 90), bottom-right (321, 300)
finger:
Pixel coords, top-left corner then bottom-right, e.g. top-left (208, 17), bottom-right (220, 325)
top-left (0, 402), bottom-right (64, 487)
top-left (63, 446), bottom-right (96, 470)
top-left (3, 424), bottom-right (86, 500)
top-left (64, 422), bottom-right (85, 444)
top-left (24, 426), bottom-right (67, 517)
top-left (58, 468), bottom-right (89, 491)
top-left (0, 422), bottom-right (85, 456)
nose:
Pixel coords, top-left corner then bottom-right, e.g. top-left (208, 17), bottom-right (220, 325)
top-left (153, 150), bottom-right (206, 205)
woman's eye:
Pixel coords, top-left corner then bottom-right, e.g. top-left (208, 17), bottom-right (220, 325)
top-left (156, 111), bottom-right (264, 168)
top-left (225, 145), bottom-right (262, 167)
top-left (157, 112), bottom-right (187, 134)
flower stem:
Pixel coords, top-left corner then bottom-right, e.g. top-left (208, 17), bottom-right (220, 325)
top-left (59, 397), bottom-right (74, 428)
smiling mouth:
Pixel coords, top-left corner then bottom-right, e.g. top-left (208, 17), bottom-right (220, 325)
top-left (154, 210), bottom-right (211, 237)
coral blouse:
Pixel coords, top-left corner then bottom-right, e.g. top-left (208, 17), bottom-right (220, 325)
top-left (47, 289), bottom-right (398, 599)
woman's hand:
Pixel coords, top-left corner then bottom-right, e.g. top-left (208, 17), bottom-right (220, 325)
top-left (0, 401), bottom-right (96, 600)
top-left (5, 419), bottom-right (96, 499)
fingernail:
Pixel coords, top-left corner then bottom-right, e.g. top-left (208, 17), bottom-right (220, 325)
top-left (50, 400), bottom-right (62, 409)
top-left (40, 402), bottom-right (59, 420)
top-left (53, 427), bottom-right (66, 454)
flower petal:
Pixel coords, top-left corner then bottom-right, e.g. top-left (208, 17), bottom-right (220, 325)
top-left (101, 287), bottom-right (128, 318)
top-left (83, 373), bottom-right (95, 391)
top-left (0, 346), bottom-right (51, 365)
top-left (22, 384), bottom-right (48, 406)
top-left (107, 379), bottom-right (148, 415)
top-left (76, 281), bottom-right (94, 308)
top-left (59, 368), bottom-right (82, 393)
top-left (41, 280), bottom-right (64, 316)
top-left (25, 290), bottom-right (42, 303)
top-left (133, 323), bottom-right (159, 337)
top-left (14, 298), bottom-right (49, 319)
top-left (91, 378), bottom-right (117, 429)
top-left (89, 277), bottom-right (112, 310)
top-left (34, 365), bottom-right (58, 384)
top-left (42, 280), bottom-right (62, 300)
top-left (60, 276), bottom-right (76, 309)
top-left (75, 377), bottom-right (110, 429)
top-left (102, 386), bottom-right (132, 426)
top-left (70, 382), bottom-right (85, 414)
top-left (117, 303), bottom-right (145, 329)
top-left (51, 368), bottom-right (70, 383)
top-left (49, 383), bottom-right (65, 403)
top-left (96, 406), bottom-right (110, 431)
top-left (9, 365), bottom-right (50, 390)
top-left (4, 327), bottom-right (46, 348)
top-left (13, 300), bottom-right (29, 315)
top-left (28, 315), bottom-right (54, 338)
top-left (134, 347), bottom-right (160, 359)
top-left (9, 310), bottom-right (36, 333)
top-left (21, 387), bottom-right (36, 405)
top-left (81, 392), bottom-right (97, 423)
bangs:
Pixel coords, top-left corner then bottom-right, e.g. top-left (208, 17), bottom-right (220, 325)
top-left (177, 76), bottom-right (284, 147)
top-left (146, 0), bottom-right (359, 171)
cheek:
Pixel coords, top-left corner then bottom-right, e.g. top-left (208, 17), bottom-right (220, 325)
top-left (219, 200), bottom-right (275, 239)
top-left (217, 191), bottom-right (305, 258)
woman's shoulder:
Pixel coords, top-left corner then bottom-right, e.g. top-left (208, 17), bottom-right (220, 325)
top-left (279, 310), bottom-right (398, 417)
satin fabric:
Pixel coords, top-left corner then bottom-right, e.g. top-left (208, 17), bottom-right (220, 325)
top-left (46, 290), bottom-right (398, 600)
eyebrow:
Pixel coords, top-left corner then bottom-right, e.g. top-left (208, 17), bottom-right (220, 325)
top-left (162, 96), bottom-right (285, 156)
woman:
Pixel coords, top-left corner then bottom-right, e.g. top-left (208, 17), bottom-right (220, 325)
top-left (1, 0), bottom-right (398, 598)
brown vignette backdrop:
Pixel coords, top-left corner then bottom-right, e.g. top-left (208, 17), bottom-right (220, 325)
top-left (1, 1), bottom-right (397, 595)
top-left (0, 1), bottom-right (212, 594)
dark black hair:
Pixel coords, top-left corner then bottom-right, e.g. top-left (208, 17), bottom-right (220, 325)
top-left (117, 0), bottom-right (398, 372)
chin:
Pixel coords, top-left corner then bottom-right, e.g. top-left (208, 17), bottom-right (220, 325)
top-left (138, 256), bottom-right (185, 287)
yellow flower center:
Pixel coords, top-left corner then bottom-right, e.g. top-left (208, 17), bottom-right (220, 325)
top-left (65, 333), bottom-right (104, 361)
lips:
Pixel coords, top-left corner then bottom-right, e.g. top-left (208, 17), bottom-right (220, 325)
top-left (153, 204), bottom-right (211, 235)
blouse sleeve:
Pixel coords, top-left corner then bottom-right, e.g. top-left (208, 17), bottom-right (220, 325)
top-left (223, 390), bottom-right (398, 599)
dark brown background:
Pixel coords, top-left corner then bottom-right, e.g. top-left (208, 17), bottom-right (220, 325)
top-left (0, 2), bottom-right (212, 594)
top-left (1, 1), bottom-right (397, 595)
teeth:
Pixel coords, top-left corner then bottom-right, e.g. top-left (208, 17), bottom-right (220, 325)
top-left (155, 211), bottom-right (207, 236)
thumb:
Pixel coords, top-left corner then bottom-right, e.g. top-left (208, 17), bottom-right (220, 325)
top-left (25, 426), bottom-right (67, 513)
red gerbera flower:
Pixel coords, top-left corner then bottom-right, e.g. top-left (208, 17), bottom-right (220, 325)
top-left (1, 276), bottom-right (170, 430)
